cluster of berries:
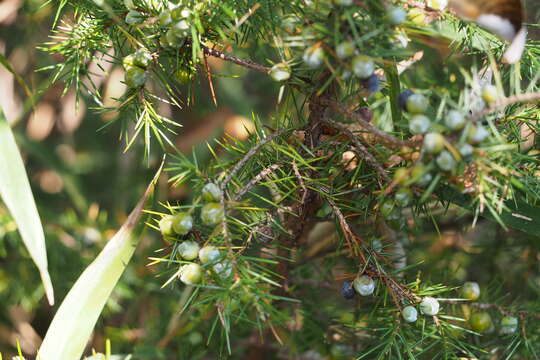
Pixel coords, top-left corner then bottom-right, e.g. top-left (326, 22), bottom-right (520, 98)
top-left (158, 183), bottom-right (229, 285)
top-left (461, 281), bottom-right (519, 335)
top-left (122, 49), bottom-right (153, 88)
top-left (269, 4), bottom-right (410, 94)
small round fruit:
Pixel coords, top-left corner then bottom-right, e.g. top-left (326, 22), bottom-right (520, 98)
top-left (409, 114), bottom-right (431, 134)
top-left (341, 280), bottom-right (356, 300)
top-left (387, 6), bottom-right (407, 25)
top-left (427, 0), bottom-right (448, 11)
top-left (402, 306), bottom-right (418, 323)
top-left (500, 316), bottom-right (518, 335)
top-left (420, 297), bottom-right (440, 316)
top-left (481, 84), bottom-right (499, 104)
top-left (125, 10), bottom-right (145, 25)
top-left (408, 8), bottom-right (426, 25)
top-left (462, 281), bottom-right (480, 301)
top-left (133, 49), bottom-right (152, 68)
top-left (179, 263), bottom-right (202, 285)
top-left (459, 143), bottom-right (474, 158)
top-left (395, 188), bottom-right (413, 207)
top-left (353, 275), bottom-right (375, 296)
top-left (269, 63), bottom-right (291, 82)
top-left (125, 66), bottom-right (148, 88)
top-left (371, 239), bottom-right (383, 253)
top-left (174, 68), bottom-right (193, 84)
top-left (213, 261), bottom-right (232, 278)
top-left (363, 74), bottom-right (380, 93)
top-left (199, 245), bottom-right (221, 264)
top-left (336, 41), bottom-right (355, 59)
top-left (158, 10), bottom-right (172, 26)
top-left (172, 20), bottom-right (190, 37)
top-left (423, 133), bottom-right (445, 154)
top-left (436, 151), bottom-right (456, 171)
top-left (380, 200), bottom-right (396, 218)
top-left (159, 215), bottom-right (175, 236)
top-left (164, 28), bottom-right (183, 48)
top-left (124, 0), bottom-right (135, 9)
top-left (470, 312), bottom-right (492, 333)
top-left (351, 55), bottom-right (375, 79)
top-left (178, 240), bottom-right (200, 260)
top-left (398, 90), bottom-right (414, 110)
top-left (202, 182), bottom-right (222, 202)
top-left (122, 54), bottom-right (135, 70)
top-left (467, 124), bottom-right (489, 144)
top-left (201, 203), bottom-right (225, 226)
top-left (393, 167), bottom-right (409, 184)
top-left (406, 94), bottom-right (429, 114)
top-left (303, 46), bottom-right (324, 69)
top-left (445, 110), bottom-right (465, 131)
top-left (172, 212), bottom-right (193, 235)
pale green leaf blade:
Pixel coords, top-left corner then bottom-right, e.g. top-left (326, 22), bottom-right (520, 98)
top-left (37, 164), bottom-right (162, 360)
top-left (0, 107), bottom-right (54, 305)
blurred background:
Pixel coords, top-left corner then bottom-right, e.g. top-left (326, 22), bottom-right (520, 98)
top-left (1, 1), bottom-right (540, 359)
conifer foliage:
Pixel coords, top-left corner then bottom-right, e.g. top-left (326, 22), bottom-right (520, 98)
top-left (44, 0), bottom-right (540, 358)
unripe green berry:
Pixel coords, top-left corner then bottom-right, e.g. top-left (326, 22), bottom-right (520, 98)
top-left (351, 55), bottom-right (375, 79)
top-left (409, 114), bottom-right (431, 134)
top-left (172, 20), bottom-right (190, 38)
top-left (303, 46), bottom-right (325, 68)
top-left (353, 275), bottom-right (375, 296)
top-left (336, 41), bottom-right (355, 59)
top-left (423, 133), bottom-right (445, 154)
top-left (213, 261), bottom-right (233, 278)
top-left (380, 200), bottom-right (396, 219)
top-left (402, 305), bottom-right (418, 323)
top-left (132, 49), bottom-right (152, 69)
top-left (470, 312), bottom-right (492, 333)
top-left (201, 202), bottom-right (225, 226)
top-left (171, 6), bottom-right (191, 20)
top-left (467, 124), bottom-right (489, 144)
top-left (406, 94), bottom-right (429, 114)
top-left (172, 212), bottom-right (193, 235)
top-left (395, 188), bottom-right (413, 207)
top-left (165, 28), bottom-right (183, 48)
top-left (462, 281), bottom-right (480, 301)
top-left (269, 63), bottom-right (291, 82)
top-left (178, 240), bottom-right (200, 260)
top-left (202, 182), bottom-right (223, 202)
top-left (411, 164), bottom-right (432, 187)
top-left (335, 0), bottom-right (353, 6)
top-left (159, 215), bottom-right (175, 237)
top-left (179, 263), bottom-right (202, 285)
top-left (124, 0), bottom-right (135, 10)
top-left (387, 6), bottom-right (407, 25)
top-left (158, 10), bottom-right (172, 26)
top-left (199, 245), bottom-right (221, 264)
top-left (125, 66), bottom-right (148, 88)
top-left (481, 84), bottom-right (499, 104)
top-left (445, 110), bottom-right (466, 131)
top-left (125, 10), bottom-right (145, 25)
top-left (122, 54), bottom-right (135, 70)
top-left (393, 167), bottom-right (409, 184)
top-left (436, 151), bottom-right (456, 171)
top-left (459, 143), bottom-right (474, 158)
top-left (174, 68), bottom-right (193, 84)
top-left (420, 297), bottom-right (440, 316)
top-left (500, 316), bottom-right (518, 335)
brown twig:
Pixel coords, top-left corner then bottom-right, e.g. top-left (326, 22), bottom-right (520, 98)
top-left (472, 92), bottom-right (540, 122)
top-left (444, 300), bottom-right (540, 320)
top-left (201, 44), bottom-right (270, 74)
top-left (232, 164), bottom-right (282, 201)
top-left (318, 96), bottom-right (413, 148)
top-left (322, 117), bottom-right (390, 182)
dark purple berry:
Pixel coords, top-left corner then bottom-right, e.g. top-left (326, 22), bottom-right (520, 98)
top-left (341, 280), bottom-right (356, 300)
top-left (398, 89), bottom-right (414, 110)
top-left (363, 74), bottom-right (380, 93)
